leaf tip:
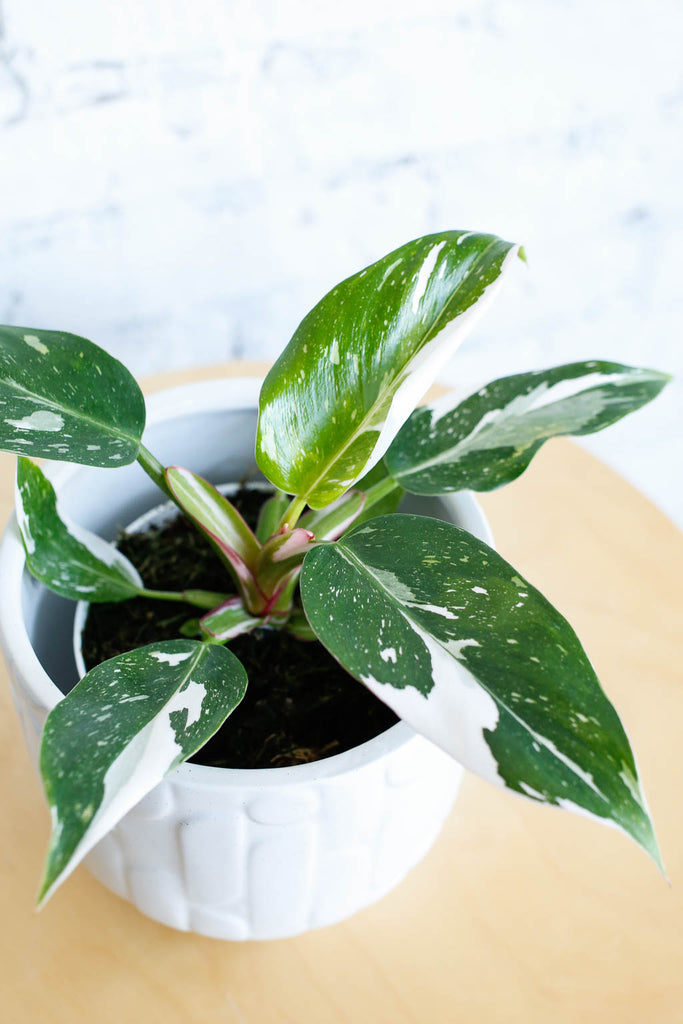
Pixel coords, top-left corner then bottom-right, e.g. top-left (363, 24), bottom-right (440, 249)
top-left (643, 827), bottom-right (668, 881)
top-left (35, 864), bottom-right (58, 911)
top-left (517, 245), bottom-right (528, 264)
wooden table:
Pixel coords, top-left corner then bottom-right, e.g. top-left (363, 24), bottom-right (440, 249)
top-left (1, 365), bottom-right (681, 1023)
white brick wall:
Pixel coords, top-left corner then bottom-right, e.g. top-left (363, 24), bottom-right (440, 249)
top-left (0, 1), bottom-right (681, 523)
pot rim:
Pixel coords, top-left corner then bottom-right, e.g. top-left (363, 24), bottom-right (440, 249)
top-left (0, 375), bottom-right (493, 791)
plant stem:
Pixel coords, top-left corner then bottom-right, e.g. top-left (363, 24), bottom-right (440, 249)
top-left (362, 473), bottom-right (401, 509)
top-left (275, 495), bottom-right (307, 533)
top-left (137, 444), bottom-right (173, 499)
top-left (139, 588), bottom-right (229, 610)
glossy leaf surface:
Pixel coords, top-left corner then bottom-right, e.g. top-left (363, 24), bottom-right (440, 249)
top-left (257, 231), bottom-right (521, 508)
top-left (0, 325), bottom-right (145, 466)
top-left (16, 457), bottom-right (142, 602)
top-left (301, 514), bottom-right (661, 868)
top-left (39, 640), bottom-right (247, 904)
top-left (386, 361), bottom-right (671, 494)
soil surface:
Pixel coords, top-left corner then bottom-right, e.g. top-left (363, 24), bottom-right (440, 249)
top-left (81, 487), bottom-right (398, 769)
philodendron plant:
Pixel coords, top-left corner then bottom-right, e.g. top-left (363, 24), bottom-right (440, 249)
top-left (0, 230), bottom-right (670, 907)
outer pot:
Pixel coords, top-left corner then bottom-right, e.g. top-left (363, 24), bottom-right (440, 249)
top-left (0, 377), bottom-right (494, 941)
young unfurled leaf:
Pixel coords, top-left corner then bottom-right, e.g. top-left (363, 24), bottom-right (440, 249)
top-left (0, 326), bottom-right (145, 466)
top-left (255, 528), bottom-right (316, 597)
top-left (165, 467), bottom-right (263, 609)
top-left (256, 231), bottom-right (522, 509)
top-left (200, 597), bottom-right (263, 641)
top-left (16, 457), bottom-right (143, 602)
top-left (165, 468), bottom-right (261, 564)
top-left (255, 491), bottom-right (290, 544)
top-left (38, 640), bottom-right (247, 905)
top-left (300, 514), bottom-right (662, 870)
top-left (386, 361), bottom-right (671, 494)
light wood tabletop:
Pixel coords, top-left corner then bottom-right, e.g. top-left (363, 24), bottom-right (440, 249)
top-left (1, 365), bottom-right (681, 1024)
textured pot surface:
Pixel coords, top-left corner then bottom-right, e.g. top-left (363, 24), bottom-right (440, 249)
top-left (0, 378), bottom-right (493, 941)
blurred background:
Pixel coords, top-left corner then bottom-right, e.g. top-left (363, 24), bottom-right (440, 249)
top-left (0, 1), bottom-right (680, 524)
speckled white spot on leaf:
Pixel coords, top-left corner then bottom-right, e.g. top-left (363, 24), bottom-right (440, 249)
top-left (23, 334), bottom-right (49, 354)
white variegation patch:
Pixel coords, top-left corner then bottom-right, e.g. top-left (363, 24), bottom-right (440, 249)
top-left (390, 364), bottom-right (669, 490)
top-left (301, 514), bottom-right (663, 871)
top-left (360, 245), bottom-right (522, 481)
top-left (411, 240), bottom-right (447, 313)
top-left (426, 371), bottom-right (634, 465)
top-left (6, 410), bottom-right (64, 433)
top-left (256, 231), bottom-right (523, 508)
top-left (149, 650), bottom-right (194, 667)
top-left (39, 666), bottom-right (209, 906)
top-left (39, 643), bottom-right (248, 904)
top-left (23, 333), bottom-right (49, 354)
top-left (63, 515), bottom-right (143, 583)
top-left (360, 615), bottom-right (502, 786)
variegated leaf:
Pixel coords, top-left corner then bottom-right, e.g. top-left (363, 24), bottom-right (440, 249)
top-left (16, 457), bottom-right (142, 602)
top-left (256, 231), bottom-right (522, 509)
top-left (38, 640), bottom-right (247, 904)
top-left (386, 361), bottom-right (671, 494)
top-left (0, 325), bottom-right (145, 466)
top-left (165, 466), bottom-right (263, 609)
top-left (165, 467), bottom-right (261, 565)
top-left (300, 514), bottom-right (662, 869)
top-left (200, 597), bottom-right (263, 641)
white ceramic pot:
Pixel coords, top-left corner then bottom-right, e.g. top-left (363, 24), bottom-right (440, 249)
top-left (0, 378), bottom-right (494, 941)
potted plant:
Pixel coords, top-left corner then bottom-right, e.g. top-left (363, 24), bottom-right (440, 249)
top-left (0, 230), bottom-right (669, 940)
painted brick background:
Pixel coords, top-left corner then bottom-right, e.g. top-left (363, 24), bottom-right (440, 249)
top-left (0, 1), bottom-right (680, 523)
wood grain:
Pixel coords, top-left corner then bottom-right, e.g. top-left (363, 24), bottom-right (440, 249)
top-left (1, 366), bottom-right (681, 1023)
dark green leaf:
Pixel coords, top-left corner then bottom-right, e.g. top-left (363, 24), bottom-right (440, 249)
top-left (39, 640), bottom-right (247, 904)
top-left (300, 514), bottom-right (662, 869)
top-left (256, 231), bottom-right (522, 508)
top-left (16, 457), bottom-right (142, 602)
top-left (0, 325), bottom-right (145, 466)
top-left (386, 361), bottom-right (671, 494)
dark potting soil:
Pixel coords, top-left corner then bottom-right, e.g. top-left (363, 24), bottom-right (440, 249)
top-left (81, 486), bottom-right (398, 769)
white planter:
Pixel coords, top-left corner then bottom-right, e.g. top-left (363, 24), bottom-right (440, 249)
top-left (0, 378), bottom-right (494, 941)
